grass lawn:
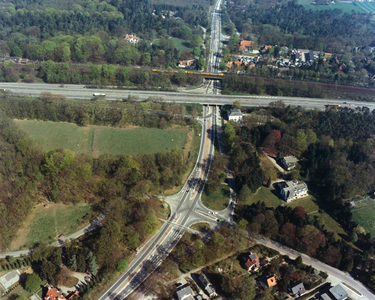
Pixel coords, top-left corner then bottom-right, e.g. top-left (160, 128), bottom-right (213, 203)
top-left (190, 222), bottom-right (211, 233)
top-left (15, 120), bottom-right (94, 155)
top-left (64, 276), bottom-right (79, 287)
top-left (93, 127), bottom-right (188, 156)
top-left (153, 38), bottom-right (192, 52)
top-left (14, 120), bottom-right (189, 157)
top-left (202, 185), bottom-right (230, 211)
top-left (287, 197), bottom-right (319, 213)
top-left (23, 203), bottom-right (92, 248)
top-left (352, 202), bottom-right (375, 237)
top-left (313, 211), bottom-right (348, 239)
top-left (243, 187), bottom-right (283, 208)
top-left (299, 0), bottom-right (364, 13)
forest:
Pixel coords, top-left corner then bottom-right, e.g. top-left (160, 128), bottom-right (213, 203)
top-left (0, 95), bottom-right (201, 254)
top-left (219, 102), bottom-right (375, 292)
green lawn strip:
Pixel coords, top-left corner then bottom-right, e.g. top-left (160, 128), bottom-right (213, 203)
top-left (25, 204), bottom-right (92, 248)
top-left (313, 211), bottom-right (348, 239)
top-left (202, 185), bottom-right (230, 211)
top-left (287, 197), bottom-right (319, 213)
top-left (14, 120), bottom-right (93, 155)
top-left (190, 222), bottom-right (211, 233)
top-left (352, 202), bottom-right (375, 237)
top-left (244, 187), bottom-right (283, 208)
top-left (302, 3), bottom-right (363, 13)
top-left (94, 127), bottom-right (188, 156)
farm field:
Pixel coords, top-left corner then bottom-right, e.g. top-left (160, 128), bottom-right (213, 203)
top-left (14, 120), bottom-right (189, 157)
top-left (153, 38), bottom-right (192, 51)
top-left (11, 203), bottom-right (92, 250)
top-left (352, 201), bottom-right (375, 237)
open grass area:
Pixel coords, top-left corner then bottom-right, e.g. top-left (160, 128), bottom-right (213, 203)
top-left (287, 197), bottom-right (319, 213)
top-left (64, 276), bottom-right (79, 287)
top-left (313, 211), bottom-right (348, 239)
top-left (190, 222), bottom-right (210, 233)
top-left (352, 202), bottom-right (375, 237)
top-left (93, 127), bottom-right (188, 156)
top-left (14, 120), bottom-right (189, 157)
top-left (202, 185), bottom-right (230, 211)
top-left (21, 203), bottom-right (92, 248)
top-left (153, 38), bottom-right (192, 52)
top-left (243, 187), bottom-right (283, 208)
top-left (15, 120), bottom-right (94, 155)
top-left (299, 0), bottom-right (365, 13)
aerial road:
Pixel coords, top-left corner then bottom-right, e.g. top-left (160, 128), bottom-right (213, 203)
top-left (2, 82), bottom-right (375, 110)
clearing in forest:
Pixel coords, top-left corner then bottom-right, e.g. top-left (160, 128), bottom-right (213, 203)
top-left (352, 201), bottom-right (375, 237)
top-left (14, 120), bottom-right (189, 157)
top-left (10, 203), bottom-right (92, 250)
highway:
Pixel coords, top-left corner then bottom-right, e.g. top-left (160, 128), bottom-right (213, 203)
top-left (3, 82), bottom-right (375, 110)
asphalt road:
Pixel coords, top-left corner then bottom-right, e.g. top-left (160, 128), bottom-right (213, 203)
top-left (2, 82), bottom-right (375, 110)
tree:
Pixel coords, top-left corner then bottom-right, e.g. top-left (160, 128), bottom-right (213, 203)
top-left (294, 256), bottom-right (303, 269)
top-left (11, 46), bottom-right (23, 57)
top-left (350, 232), bottom-right (358, 243)
top-left (191, 47), bottom-right (201, 57)
top-left (25, 274), bottom-right (42, 293)
top-left (233, 100), bottom-right (241, 109)
top-left (266, 177), bottom-right (271, 188)
top-left (117, 259), bottom-right (128, 272)
top-left (87, 253), bottom-right (98, 275)
top-left (293, 206), bottom-right (306, 218)
top-left (55, 266), bottom-right (71, 286)
top-left (70, 254), bottom-right (77, 271)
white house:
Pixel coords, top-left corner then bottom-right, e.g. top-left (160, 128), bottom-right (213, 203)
top-left (125, 34), bottom-right (139, 44)
top-left (0, 270), bottom-right (21, 293)
top-left (278, 180), bottom-right (308, 202)
top-left (227, 109), bottom-right (243, 122)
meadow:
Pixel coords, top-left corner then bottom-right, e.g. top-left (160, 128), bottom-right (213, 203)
top-left (153, 38), bottom-right (192, 51)
top-left (352, 201), bottom-right (375, 237)
top-left (14, 120), bottom-right (189, 157)
top-left (242, 187), bottom-right (283, 208)
top-left (298, 0), bottom-right (375, 13)
top-left (202, 185), bottom-right (231, 211)
top-left (19, 203), bottom-right (92, 249)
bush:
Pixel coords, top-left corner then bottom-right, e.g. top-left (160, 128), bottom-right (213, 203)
top-left (117, 259), bottom-right (128, 272)
top-left (319, 271), bottom-right (328, 279)
top-left (25, 274), bottom-right (42, 293)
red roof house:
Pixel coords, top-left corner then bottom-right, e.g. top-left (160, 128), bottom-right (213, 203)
top-left (44, 287), bottom-right (66, 300)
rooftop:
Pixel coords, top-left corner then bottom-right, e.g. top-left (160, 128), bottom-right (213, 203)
top-left (330, 284), bottom-right (348, 300)
top-left (283, 156), bottom-right (298, 164)
top-left (0, 270), bottom-right (21, 291)
top-left (176, 285), bottom-right (193, 300)
top-left (291, 283), bottom-right (306, 295)
top-left (228, 109), bottom-right (242, 116)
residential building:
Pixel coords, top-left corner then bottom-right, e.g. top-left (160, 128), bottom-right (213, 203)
top-left (198, 274), bottom-right (217, 298)
top-left (290, 283), bottom-right (306, 297)
top-left (278, 180), bottom-right (308, 202)
top-left (176, 284), bottom-right (193, 300)
top-left (259, 275), bottom-right (277, 289)
top-left (44, 287), bottom-right (66, 300)
top-left (239, 40), bottom-right (255, 52)
top-left (242, 252), bottom-right (260, 272)
top-left (0, 270), bottom-right (21, 293)
top-left (328, 284), bottom-right (348, 300)
top-left (280, 155), bottom-right (298, 170)
top-left (227, 109), bottom-right (243, 122)
top-left (178, 60), bottom-right (195, 68)
top-left (125, 34), bottom-right (139, 44)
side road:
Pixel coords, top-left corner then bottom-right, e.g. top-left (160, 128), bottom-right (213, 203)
top-left (0, 210), bottom-right (109, 258)
top-left (255, 236), bottom-right (373, 300)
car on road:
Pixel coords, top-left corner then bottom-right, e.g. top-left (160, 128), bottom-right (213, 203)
top-left (217, 218), bottom-right (225, 222)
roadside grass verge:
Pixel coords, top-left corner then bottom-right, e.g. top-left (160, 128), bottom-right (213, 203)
top-left (202, 185), bottom-right (230, 211)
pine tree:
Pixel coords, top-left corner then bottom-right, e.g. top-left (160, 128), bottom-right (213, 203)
top-left (267, 177), bottom-right (271, 188)
top-left (70, 254), bottom-right (77, 271)
top-left (88, 256), bottom-right (98, 276)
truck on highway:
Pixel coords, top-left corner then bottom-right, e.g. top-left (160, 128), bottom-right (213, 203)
top-left (93, 93), bottom-right (105, 97)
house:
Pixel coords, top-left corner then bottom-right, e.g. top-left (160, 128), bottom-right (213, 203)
top-left (176, 284), bottom-right (193, 300)
top-left (198, 274), bottom-right (217, 297)
top-left (227, 109), bottom-right (243, 122)
top-left (0, 270), bottom-right (21, 293)
top-left (178, 60), bottom-right (195, 68)
top-left (125, 34), bottom-right (139, 44)
top-left (239, 40), bottom-right (255, 52)
top-left (329, 284), bottom-right (348, 300)
top-left (278, 180), bottom-right (308, 202)
top-left (242, 252), bottom-right (260, 272)
top-left (44, 287), bottom-right (66, 300)
top-left (290, 283), bottom-right (306, 297)
top-left (260, 45), bottom-right (272, 54)
top-left (281, 155), bottom-right (298, 170)
top-left (259, 275), bottom-right (277, 289)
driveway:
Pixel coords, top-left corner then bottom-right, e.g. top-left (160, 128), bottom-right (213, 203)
top-left (58, 271), bottom-right (90, 294)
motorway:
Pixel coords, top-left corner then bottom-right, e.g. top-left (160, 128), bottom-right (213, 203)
top-left (3, 82), bottom-right (375, 110)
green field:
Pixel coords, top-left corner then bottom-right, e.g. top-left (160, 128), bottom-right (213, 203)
top-left (153, 38), bottom-right (192, 51)
top-left (24, 203), bottom-right (92, 248)
top-left (352, 202), bottom-right (375, 237)
top-left (93, 127), bottom-right (188, 156)
top-left (243, 187), bottom-right (283, 208)
top-left (202, 185), bottom-right (231, 211)
top-left (15, 120), bottom-right (94, 155)
top-left (14, 120), bottom-right (189, 157)
top-left (299, 0), bottom-right (374, 13)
